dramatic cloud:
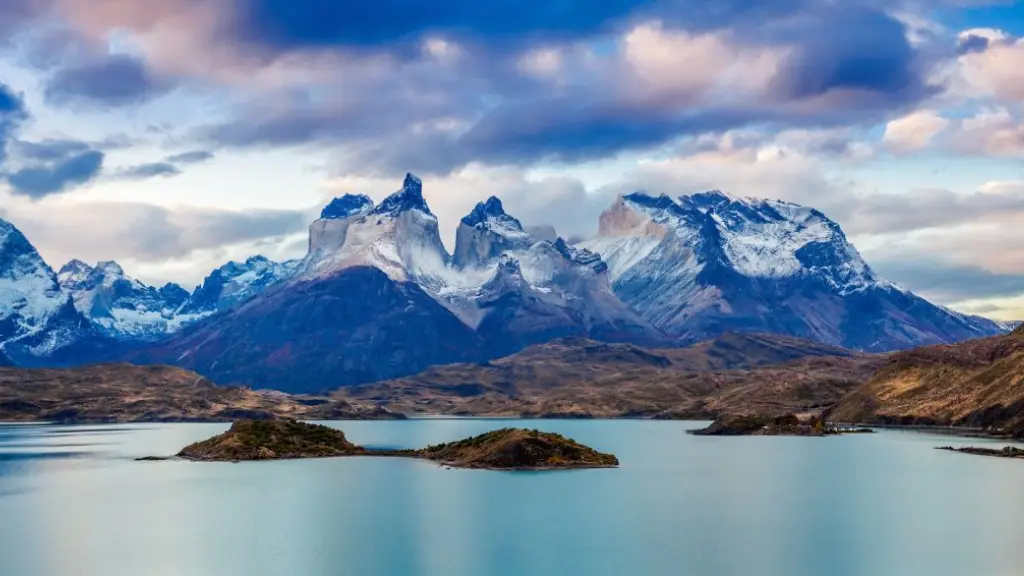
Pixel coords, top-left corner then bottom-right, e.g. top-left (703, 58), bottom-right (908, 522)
top-left (51, 0), bottom-right (925, 173)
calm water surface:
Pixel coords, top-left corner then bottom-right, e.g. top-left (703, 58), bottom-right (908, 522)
top-left (2, 419), bottom-right (1023, 576)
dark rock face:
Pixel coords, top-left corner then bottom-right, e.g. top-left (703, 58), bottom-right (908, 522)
top-left (320, 194), bottom-right (373, 219)
top-left (371, 173), bottom-right (431, 216)
top-left (135, 266), bottom-right (485, 393)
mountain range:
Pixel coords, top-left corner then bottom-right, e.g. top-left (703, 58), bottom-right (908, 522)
top-left (0, 173), bottom-right (1009, 391)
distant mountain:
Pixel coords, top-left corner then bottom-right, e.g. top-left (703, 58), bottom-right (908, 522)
top-left (134, 266), bottom-right (484, 393)
top-left (578, 191), bottom-right (1004, 351)
top-left (997, 320), bottom-right (1023, 332)
top-left (0, 219), bottom-right (106, 364)
top-left (180, 255), bottom-right (299, 316)
top-left (58, 260), bottom-right (194, 341)
top-left (0, 174), bottom-right (1010, 384)
top-left (449, 196), bottom-right (664, 354)
top-left (136, 176), bottom-right (662, 389)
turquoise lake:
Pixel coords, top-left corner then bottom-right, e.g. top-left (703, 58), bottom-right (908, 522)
top-left (2, 419), bottom-right (1024, 576)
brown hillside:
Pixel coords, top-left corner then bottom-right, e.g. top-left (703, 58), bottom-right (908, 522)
top-left (0, 364), bottom-right (402, 423)
top-left (829, 330), bottom-right (1024, 436)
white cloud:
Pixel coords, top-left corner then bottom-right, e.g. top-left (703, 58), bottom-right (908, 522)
top-left (957, 33), bottom-right (1024, 101)
top-left (883, 110), bottom-right (951, 153)
top-left (619, 24), bottom-right (784, 107)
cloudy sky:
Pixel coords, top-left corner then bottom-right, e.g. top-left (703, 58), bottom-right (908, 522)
top-left (0, 0), bottom-right (1023, 318)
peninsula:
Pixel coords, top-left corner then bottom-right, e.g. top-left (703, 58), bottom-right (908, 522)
top-left (690, 414), bottom-right (872, 436)
top-left (173, 420), bottom-right (618, 470)
top-left (937, 445), bottom-right (1024, 459)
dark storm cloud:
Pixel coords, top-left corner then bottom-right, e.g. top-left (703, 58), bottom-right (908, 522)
top-left (0, 95), bottom-right (106, 197)
top-left (0, 83), bottom-right (29, 166)
top-left (197, 0), bottom-right (939, 174)
top-left (5, 149), bottom-right (105, 197)
top-left (768, 6), bottom-right (936, 104)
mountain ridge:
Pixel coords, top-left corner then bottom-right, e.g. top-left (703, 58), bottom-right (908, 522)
top-left (0, 174), bottom-right (1009, 385)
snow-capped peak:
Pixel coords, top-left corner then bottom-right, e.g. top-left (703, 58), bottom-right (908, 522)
top-left (321, 194), bottom-right (374, 219)
top-left (453, 196), bottom-right (533, 268)
top-left (583, 190), bottom-right (878, 289)
top-left (553, 238), bottom-right (608, 275)
top-left (299, 173), bottom-right (450, 286)
top-left (370, 173), bottom-right (432, 216)
top-left (464, 196), bottom-right (512, 225)
top-left (56, 259), bottom-right (94, 287)
top-left (56, 258), bottom-right (197, 341)
top-left (95, 260), bottom-right (126, 279)
top-left (183, 256), bottom-right (299, 315)
top-left (0, 218), bottom-right (83, 355)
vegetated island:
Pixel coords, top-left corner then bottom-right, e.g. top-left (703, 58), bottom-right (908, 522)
top-left (168, 420), bottom-right (618, 470)
top-left (937, 445), bottom-right (1024, 459)
top-left (690, 414), bottom-right (874, 436)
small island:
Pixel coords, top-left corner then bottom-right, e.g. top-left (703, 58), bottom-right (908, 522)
top-left (416, 428), bottom-right (619, 470)
top-left (690, 414), bottom-right (873, 436)
top-left (937, 445), bottom-right (1024, 459)
top-left (170, 420), bottom-right (618, 470)
top-left (178, 420), bottom-right (365, 461)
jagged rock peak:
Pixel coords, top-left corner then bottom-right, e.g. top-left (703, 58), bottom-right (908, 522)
top-left (371, 173), bottom-right (432, 216)
top-left (57, 259), bottom-right (94, 284)
top-left (463, 196), bottom-right (516, 226)
top-left (321, 194), bottom-right (374, 220)
top-left (554, 238), bottom-right (608, 274)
